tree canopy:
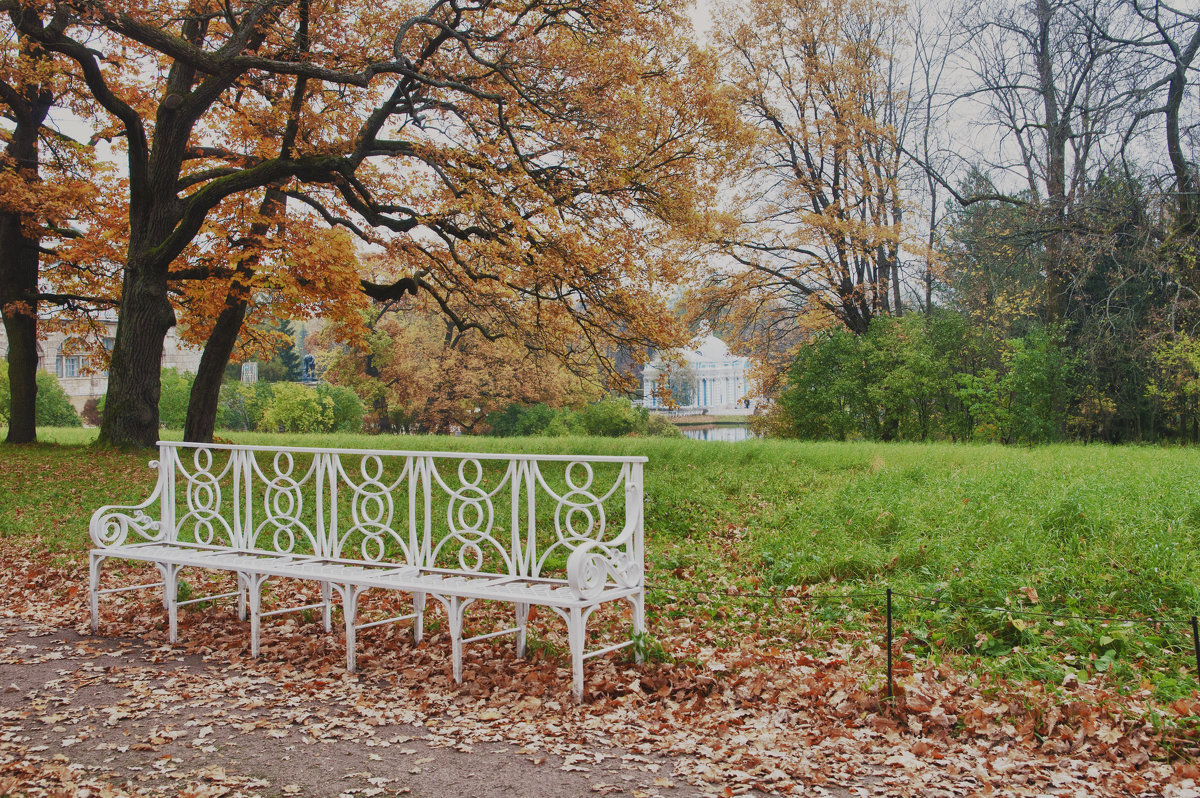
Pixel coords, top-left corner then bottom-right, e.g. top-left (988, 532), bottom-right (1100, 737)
top-left (3, 0), bottom-right (724, 446)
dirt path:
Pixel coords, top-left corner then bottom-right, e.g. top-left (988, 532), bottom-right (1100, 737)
top-left (0, 617), bottom-right (747, 798)
top-left (0, 548), bottom-right (1189, 798)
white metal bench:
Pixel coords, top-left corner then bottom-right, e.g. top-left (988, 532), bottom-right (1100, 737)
top-left (88, 442), bottom-right (646, 700)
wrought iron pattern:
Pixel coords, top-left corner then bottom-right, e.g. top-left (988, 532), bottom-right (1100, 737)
top-left (88, 442), bottom-right (647, 701)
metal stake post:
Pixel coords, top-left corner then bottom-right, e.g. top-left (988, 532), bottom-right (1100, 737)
top-left (886, 587), bottom-right (894, 700)
top-left (1192, 616), bottom-right (1200, 686)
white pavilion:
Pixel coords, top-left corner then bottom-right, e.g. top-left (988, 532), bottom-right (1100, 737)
top-left (641, 335), bottom-right (755, 411)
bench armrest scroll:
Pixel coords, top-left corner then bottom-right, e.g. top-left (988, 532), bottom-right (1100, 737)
top-left (89, 461), bottom-right (166, 548)
top-left (566, 540), bottom-right (643, 601)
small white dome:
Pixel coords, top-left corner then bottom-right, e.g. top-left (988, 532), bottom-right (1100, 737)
top-left (680, 335), bottom-right (738, 365)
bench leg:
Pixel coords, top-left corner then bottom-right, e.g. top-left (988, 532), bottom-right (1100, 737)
top-left (431, 595), bottom-right (470, 683)
top-left (246, 573), bottom-right (268, 658)
top-left (88, 554), bottom-right (106, 634)
top-left (567, 606), bottom-right (585, 703)
top-left (515, 602), bottom-right (530, 658)
top-left (159, 564), bottom-right (183, 644)
top-left (236, 573), bottom-right (248, 622)
top-left (448, 596), bottom-right (465, 683)
top-left (155, 564), bottom-right (171, 610)
top-left (627, 591), bottom-right (646, 664)
top-left (321, 582), bottom-right (333, 633)
top-left (412, 591), bottom-right (426, 644)
top-left (338, 583), bottom-right (364, 673)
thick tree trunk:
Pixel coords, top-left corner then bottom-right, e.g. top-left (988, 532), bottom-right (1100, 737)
top-left (0, 32), bottom-right (53, 445)
top-left (184, 298), bottom-right (249, 442)
top-left (0, 212), bottom-right (40, 443)
top-left (0, 70), bottom-right (52, 444)
top-left (1, 311), bottom-right (39, 443)
top-left (182, 182), bottom-right (291, 442)
top-left (373, 395), bottom-right (394, 433)
top-left (97, 270), bottom-right (175, 448)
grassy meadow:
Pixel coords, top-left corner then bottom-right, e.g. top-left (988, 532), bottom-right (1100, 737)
top-left (4, 428), bottom-right (1200, 696)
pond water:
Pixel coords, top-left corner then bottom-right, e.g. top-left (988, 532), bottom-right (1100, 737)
top-left (680, 424), bottom-right (755, 442)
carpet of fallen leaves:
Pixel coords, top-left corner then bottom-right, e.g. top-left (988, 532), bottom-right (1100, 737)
top-left (2, 541), bottom-right (1200, 797)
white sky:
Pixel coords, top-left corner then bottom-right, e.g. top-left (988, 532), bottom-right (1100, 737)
top-left (689, 0), bottom-right (716, 41)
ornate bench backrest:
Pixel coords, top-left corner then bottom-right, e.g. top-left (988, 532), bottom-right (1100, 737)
top-left (140, 443), bottom-right (644, 589)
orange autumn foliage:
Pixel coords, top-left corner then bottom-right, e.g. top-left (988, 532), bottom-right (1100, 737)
top-left (688, 0), bottom-right (910, 394)
top-left (320, 301), bottom-right (601, 434)
top-left (7, 1), bottom-right (725, 445)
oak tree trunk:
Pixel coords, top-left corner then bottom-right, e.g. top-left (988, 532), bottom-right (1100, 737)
top-left (184, 298), bottom-right (249, 443)
top-left (0, 64), bottom-right (51, 445)
top-left (182, 182), bottom-right (291, 443)
top-left (98, 268), bottom-right (175, 448)
top-left (0, 211), bottom-right (40, 444)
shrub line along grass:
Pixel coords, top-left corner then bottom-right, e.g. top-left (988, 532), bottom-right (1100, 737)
top-left (4, 428), bottom-right (1200, 698)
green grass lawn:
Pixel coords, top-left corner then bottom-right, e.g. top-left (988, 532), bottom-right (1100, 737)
top-left (4, 428), bottom-right (1200, 696)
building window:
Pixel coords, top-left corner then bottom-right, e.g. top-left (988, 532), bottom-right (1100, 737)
top-left (56, 347), bottom-right (84, 379)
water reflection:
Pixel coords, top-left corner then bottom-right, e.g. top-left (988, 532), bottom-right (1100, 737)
top-left (680, 424), bottom-right (755, 442)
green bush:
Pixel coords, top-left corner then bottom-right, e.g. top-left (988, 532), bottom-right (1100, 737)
top-left (486, 397), bottom-right (681, 438)
top-left (259, 382), bottom-right (334, 433)
top-left (216, 380), bottom-right (273, 432)
top-left (35, 371), bottom-right (81, 427)
top-left (315, 383), bottom-right (365, 433)
top-left (776, 313), bottom-right (1072, 443)
top-left (646, 413), bottom-right (684, 438)
top-left (484, 403), bottom-right (520, 436)
top-left (1002, 327), bottom-right (1072, 443)
top-left (776, 327), bottom-right (863, 440)
top-left (516, 403), bottom-right (556, 435)
top-left (0, 359), bottom-right (9, 424)
top-left (543, 412), bottom-right (587, 436)
top-left (487, 403), bottom-right (580, 436)
top-left (581, 397), bottom-right (648, 437)
top-left (212, 380), bottom-right (363, 434)
top-left (158, 368), bottom-right (195, 430)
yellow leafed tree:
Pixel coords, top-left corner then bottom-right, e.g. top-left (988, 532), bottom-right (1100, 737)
top-left (320, 301), bottom-right (601, 434)
top-left (8, 0), bottom-right (724, 446)
top-left (690, 0), bottom-right (910, 393)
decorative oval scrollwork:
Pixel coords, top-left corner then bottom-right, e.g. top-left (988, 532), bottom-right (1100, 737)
top-left (567, 541), bottom-right (639, 600)
top-left (458, 541), bottom-right (484, 572)
top-left (90, 509), bottom-right (162, 548)
top-left (361, 532), bottom-right (386, 562)
top-left (555, 461), bottom-right (607, 543)
top-left (273, 525), bottom-right (297, 554)
top-left (569, 551), bottom-right (609, 600)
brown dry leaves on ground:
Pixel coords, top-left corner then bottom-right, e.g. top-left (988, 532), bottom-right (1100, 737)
top-left (1, 541), bottom-right (1199, 797)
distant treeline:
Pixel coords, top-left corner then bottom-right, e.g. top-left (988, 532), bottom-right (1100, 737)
top-left (486, 398), bottom-right (682, 439)
top-left (767, 311), bottom-right (1198, 445)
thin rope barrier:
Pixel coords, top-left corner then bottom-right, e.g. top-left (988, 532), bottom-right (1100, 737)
top-left (646, 586), bottom-right (888, 601)
top-left (645, 584), bottom-right (1193, 625)
top-left (890, 591), bottom-right (1190, 626)
top-left (642, 583), bottom-right (1200, 692)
